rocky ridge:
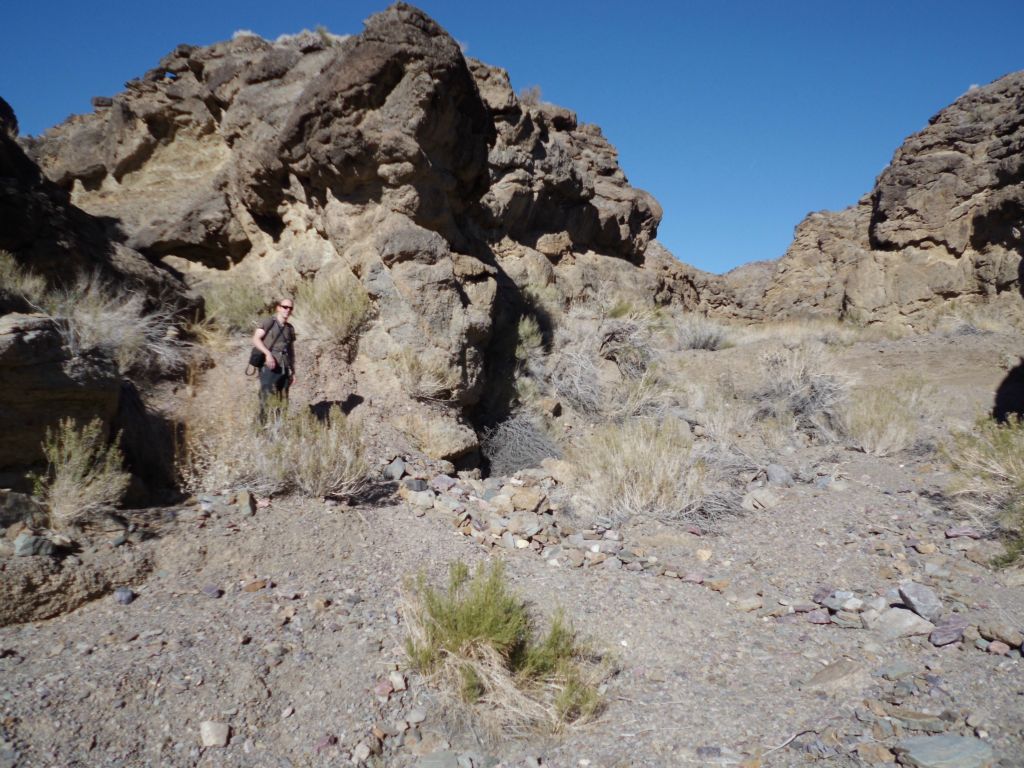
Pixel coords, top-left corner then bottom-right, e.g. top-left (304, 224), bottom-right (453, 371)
top-left (724, 72), bottom-right (1024, 324)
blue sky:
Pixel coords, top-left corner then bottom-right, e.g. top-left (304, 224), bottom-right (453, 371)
top-left (2, 1), bottom-right (1022, 274)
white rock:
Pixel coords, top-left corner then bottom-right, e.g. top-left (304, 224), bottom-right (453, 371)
top-left (199, 721), bottom-right (230, 747)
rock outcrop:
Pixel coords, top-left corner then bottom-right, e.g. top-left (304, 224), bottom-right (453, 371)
top-left (22, 3), bottom-right (671, 462)
top-left (738, 72), bottom-right (1024, 323)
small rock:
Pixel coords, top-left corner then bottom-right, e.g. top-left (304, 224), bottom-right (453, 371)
top-left (944, 526), bottom-right (981, 539)
top-left (114, 587), bottom-right (136, 605)
top-left (199, 721), bottom-right (230, 747)
top-left (741, 487), bottom-right (780, 511)
top-left (237, 491), bottom-right (257, 516)
top-left (13, 533), bottom-right (53, 558)
top-left (352, 742), bottom-right (372, 763)
top-left (873, 608), bottom-right (934, 639)
top-left (384, 457), bottom-right (406, 481)
top-left (389, 670), bottom-right (407, 691)
top-left (695, 548), bottom-right (713, 563)
top-left (899, 582), bottom-right (944, 623)
top-left (766, 464), bottom-right (794, 487)
top-left (856, 742), bottom-right (895, 764)
top-left (406, 708), bottom-right (427, 724)
top-left (929, 615), bottom-right (969, 647)
top-left (893, 734), bottom-right (994, 768)
top-left (402, 477), bottom-right (429, 493)
top-left (977, 621), bottom-right (1023, 647)
top-left (201, 585), bottom-right (224, 599)
top-left (987, 640), bottom-right (1010, 655)
top-left (418, 751), bottom-right (460, 768)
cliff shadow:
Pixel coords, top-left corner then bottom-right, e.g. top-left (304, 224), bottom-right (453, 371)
top-left (994, 358), bottom-right (1024, 424)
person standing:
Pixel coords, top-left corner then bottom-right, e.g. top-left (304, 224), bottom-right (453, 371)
top-left (252, 298), bottom-right (297, 421)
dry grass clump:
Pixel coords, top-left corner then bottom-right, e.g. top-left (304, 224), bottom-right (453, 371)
top-left (481, 413), bottom-right (561, 476)
top-left (294, 270), bottom-right (372, 345)
top-left (567, 418), bottom-right (707, 525)
top-left (944, 417), bottom-right (1024, 565)
top-left (0, 250), bottom-right (47, 304)
top-left (32, 417), bottom-right (130, 529)
top-left (181, 392), bottom-right (367, 498)
top-left (676, 313), bottom-right (731, 351)
top-left (598, 315), bottom-right (654, 379)
top-left (751, 346), bottom-right (850, 442)
top-left (842, 377), bottom-right (934, 456)
top-left (391, 349), bottom-right (461, 402)
top-left (404, 561), bottom-right (603, 733)
top-left (733, 317), bottom-right (903, 348)
top-left (549, 349), bottom-right (602, 416)
top-left (197, 273), bottom-right (268, 333)
top-left (42, 274), bottom-right (186, 378)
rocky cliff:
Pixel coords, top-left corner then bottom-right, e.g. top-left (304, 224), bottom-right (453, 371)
top-left (733, 72), bottom-right (1024, 324)
top-left (10, 3), bottom-right (688, 472)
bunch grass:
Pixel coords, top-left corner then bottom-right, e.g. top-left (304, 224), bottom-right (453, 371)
top-left (404, 561), bottom-right (602, 733)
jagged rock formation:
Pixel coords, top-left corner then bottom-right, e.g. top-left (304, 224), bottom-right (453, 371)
top-left (733, 72), bottom-right (1024, 323)
top-left (22, 3), bottom-right (674, 463)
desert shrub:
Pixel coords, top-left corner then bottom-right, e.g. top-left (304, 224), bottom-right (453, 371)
top-left (550, 349), bottom-right (602, 416)
top-left (198, 274), bottom-right (268, 333)
top-left (944, 417), bottom-right (1024, 565)
top-left (391, 348), bottom-right (460, 401)
top-left (752, 346), bottom-right (850, 441)
top-left (481, 413), bottom-right (561, 476)
top-left (286, 406), bottom-right (368, 497)
top-left (843, 377), bottom-right (934, 456)
top-left (181, 391), bottom-right (367, 498)
top-left (604, 366), bottom-right (682, 422)
top-left (598, 317), bottom-right (653, 379)
top-left (515, 314), bottom-right (544, 365)
top-left (567, 418), bottom-right (706, 525)
top-left (404, 561), bottom-right (602, 732)
top-left (295, 271), bottom-right (372, 344)
top-left (0, 250), bottom-right (47, 304)
top-left (41, 274), bottom-right (186, 378)
top-left (33, 417), bottom-right (130, 529)
top-left (676, 313), bottom-right (730, 351)
top-left (518, 85), bottom-right (543, 107)
top-left (688, 382), bottom-right (756, 449)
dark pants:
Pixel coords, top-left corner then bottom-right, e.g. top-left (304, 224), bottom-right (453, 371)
top-left (258, 366), bottom-right (291, 423)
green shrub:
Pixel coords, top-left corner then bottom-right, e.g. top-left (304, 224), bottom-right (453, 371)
top-left (404, 561), bottom-right (602, 732)
top-left (945, 417), bottom-right (1024, 565)
top-left (33, 417), bottom-right (130, 529)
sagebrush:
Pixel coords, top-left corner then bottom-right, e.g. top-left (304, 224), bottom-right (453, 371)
top-left (181, 388), bottom-right (367, 498)
top-left (295, 271), bottom-right (372, 345)
top-left (944, 417), bottom-right (1024, 565)
top-left (33, 417), bottom-right (130, 529)
top-left (481, 413), bottom-right (561, 476)
top-left (404, 561), bottom-right (603, 733)
top-left (568, 418), bottom-right (707, 525)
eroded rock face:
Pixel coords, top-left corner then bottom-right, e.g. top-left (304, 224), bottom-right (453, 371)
top-left (0, 315), bottom-right (120, 488)
top-left (745, 72), bottom-right (1024, 323)
top-left (25, 3), bottom-right (668, 457)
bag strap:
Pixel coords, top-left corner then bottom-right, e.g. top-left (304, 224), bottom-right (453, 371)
top-left (265, 319), bottom-right (286, 356)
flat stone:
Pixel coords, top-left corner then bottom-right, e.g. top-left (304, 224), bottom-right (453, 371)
top-left (856, 742), bottom-right (895, 764)
top-left (893, 734), bottom-right (994, 768)
top-left (800, 660), bottom-right (868, 694)
top-left (874, 608), bottom-right (934, 640)
top-left (929, 615), bottom-right (969, 647)
top-left (899, 582), bottom-right (944, 623)
top-left (731, 595), bottom-right (763, 612)
top-left (201, 585), bottom-right (224, 599)
top-left (418, 751), bottom-right (460, 768)
top-left (406, 708), bottom-right (427, 724)
top-left (741, 487), bottom-right (780, 511)
top-left (944, 526), bottom-right (981, 539)
top-left (199, 721), bottom-right (230, 747)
